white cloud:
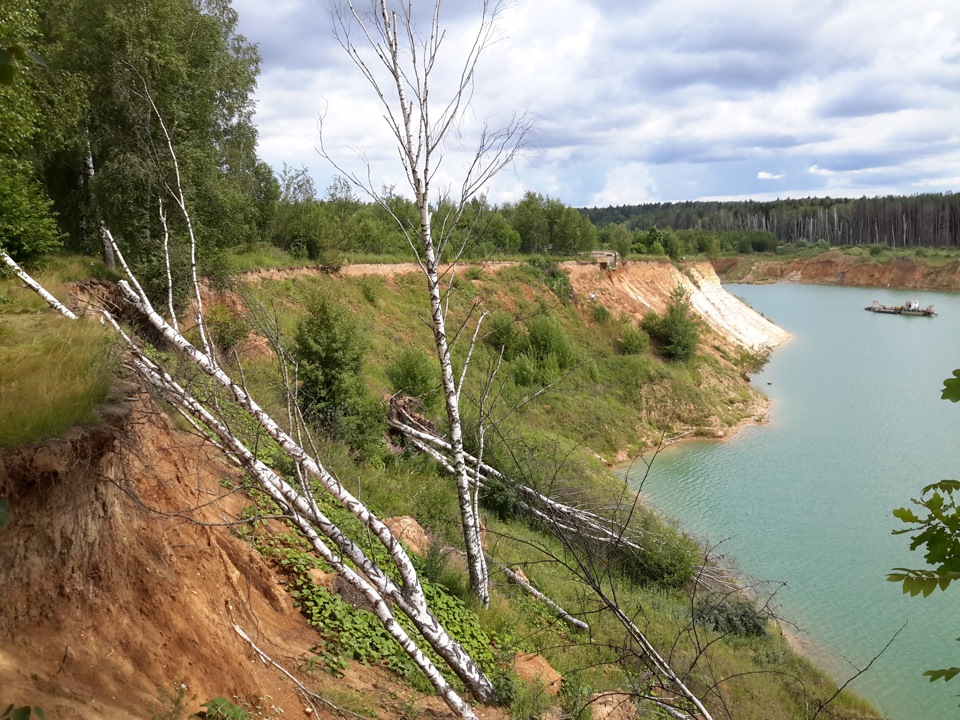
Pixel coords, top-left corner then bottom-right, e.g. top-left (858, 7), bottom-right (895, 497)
top-left (589, 163), bottom-right (658, 207)
top-left (234, 0), bottom-right (960, 205)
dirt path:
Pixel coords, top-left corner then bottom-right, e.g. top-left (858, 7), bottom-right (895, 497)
top-left (243, 260), bottom-right (521, 283)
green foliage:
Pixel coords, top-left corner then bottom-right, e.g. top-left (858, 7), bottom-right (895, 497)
top-left (890, 371), bottom-right (960, 685)
top-left (360, 278), bottom-right (379, 305)
top-left (889, 480), bottom-right (960, 597)
top-left (641, 285), bottom-right (700, 362)
top-left (508, 677), bottom-right (555, 720)
top-left (205, 304), bottom-right (247, 354)
top-left (942, 369), bottom-right (960, 403)
top-left (621, 510), bottom-right (700, 588)
top-left (200, 697), bottom-right (247, 720)
top-left (38, 0), bottom-right (265, 260)
top-left (694, 592), bottom-right (768, 637)
top-left (1, 706), bottom-right (45, 720)
top-left (505, 191), bottom-right (596, 255)
top-left (293, 291), bottom-right (385, 457)
top-left (617, 322), bottom-right (649, 355)
top-left (0, 160), bottom-right (62, 263)
top-left (386, 346), bottom-right (439, 408)
top-left (482, 310), bottom-right (528, 360)
top-left (291, 573), bottom-right (497, 684)
top-left (508, 314), bottom-right (578, 387)
top-left (590, 303), bottom-right (611, 324)
top-left (889, 479), bottom-right (960, 684)
top-left (734, 346), bottom-right (771, 376)
top-left (526, 314), bottom-right (576, 370)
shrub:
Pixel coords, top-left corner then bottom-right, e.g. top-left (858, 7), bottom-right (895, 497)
top-left (694, 592), bottom-right (768, 637)
top-left (293, 292), bottom-right (384, 456)
top-left (0, 159), bottom-right (62, 264)
top-left (527, 258), bottom-right (572, 302)
top-left (641, 285), bottom-right (700, 362)
top-left (525, 314), bottom-right (576, 370)
top-left (510, 352), bottom-right (540, 387)
top-left (591, 303), bottom-right (611, 324)
top-left (483, 310), bottom-right (528, 360)
top-left (360, 278), bottom-right (379, 305)
top-left (205, 304), bottom-right (247, 354)
top-left (387, 346), bottom-right (439, 408)
top-left (618, 322), bottom-right (649, 355)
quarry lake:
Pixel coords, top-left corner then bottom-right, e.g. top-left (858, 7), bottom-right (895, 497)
top-left (622, 282), bottom-right (960, 720)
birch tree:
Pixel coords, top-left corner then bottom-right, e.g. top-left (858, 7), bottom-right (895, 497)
top-left (2, 67), bottom-right (504, 712)
top-left (324, 0), bottom-right (532, 606)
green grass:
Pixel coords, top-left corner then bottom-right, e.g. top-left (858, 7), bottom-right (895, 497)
top-left (0, 315), bottom-right (115, 446)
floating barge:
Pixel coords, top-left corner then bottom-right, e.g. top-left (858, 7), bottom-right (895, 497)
top-left (865, 300), bottom-right (937, 316)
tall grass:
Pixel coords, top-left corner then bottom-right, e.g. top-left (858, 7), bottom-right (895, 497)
top-left (0, 316), bottom-right (115, 446)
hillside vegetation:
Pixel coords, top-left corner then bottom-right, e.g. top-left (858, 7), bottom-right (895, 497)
top-left (0, 251), bottom-right (883, 720)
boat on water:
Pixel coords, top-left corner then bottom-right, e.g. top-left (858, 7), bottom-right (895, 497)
top-left (865, 300), bottom-right (937, 316)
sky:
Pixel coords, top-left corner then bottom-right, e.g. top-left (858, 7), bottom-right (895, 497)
top-left (231, 0), bottom-right (960, 208)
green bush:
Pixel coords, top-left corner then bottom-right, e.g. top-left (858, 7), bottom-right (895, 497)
top-left (360, 278), bottom-right (379, 305)
top-left (618, 322), bottom-right (649, 355)
top-left (205, 304), bottom-right (247, 354)
top-left (525, 314), bottom-right (576, 370)
top-left (510, 353), bottom-right (540, 387)
top-left (527, 258), bottom-right (572, 302)
top-left (0, 159), bottom-right (62, 264)
top-left (293, 291), bottom-right (384, 456)
top-left (387, 346), bottom-right (439, 408)
top-left (694, 592), bottom-right (768, 637)
top-left (591, 303), bottom-right (611, 324)
top-left (641, 285), bottom-right (700, 362)
top-left (483, 310), bottom-right (528, 360)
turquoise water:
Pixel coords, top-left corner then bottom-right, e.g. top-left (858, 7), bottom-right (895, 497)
top-left (622, 283), bottom-right (960, 720)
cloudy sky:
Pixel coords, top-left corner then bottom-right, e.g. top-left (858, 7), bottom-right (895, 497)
top-left (231, 0), bottom-right (960, 208)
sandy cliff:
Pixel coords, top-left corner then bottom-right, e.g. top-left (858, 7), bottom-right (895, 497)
top-left (714, 251), bottom-right (960, 291)
top-left (563, 259), bottom-right (790, 351)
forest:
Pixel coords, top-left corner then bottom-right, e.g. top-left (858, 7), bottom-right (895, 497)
top-left (582, 194), bottom-right (960, 249)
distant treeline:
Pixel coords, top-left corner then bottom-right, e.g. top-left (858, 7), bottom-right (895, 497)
top-left (581, 194), bottom-right (960, 248)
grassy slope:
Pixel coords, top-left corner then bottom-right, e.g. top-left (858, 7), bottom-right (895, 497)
top-left (0, 256), bottom-right (116, 447)
top-left (234, 259), bottom-right (877, 719)
top-left (1, 250), bottom-right (880, 719)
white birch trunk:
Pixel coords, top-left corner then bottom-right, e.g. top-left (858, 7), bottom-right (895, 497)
top-left (12, 252), bottom-right (492, 717)
top-left (81, 138), bottom-right (116, 269)
top-left (1, 251), bottom-right (78, 320)
top-left (103, 234), bottom-right (496, 702)
top-left (116, 343), bottom-right (478, 718)
top-left (332, 0), bottom-right (498, 606)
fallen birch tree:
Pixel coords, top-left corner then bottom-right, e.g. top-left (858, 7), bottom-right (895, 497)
top-left (1, 242), bottom-right (495, 718)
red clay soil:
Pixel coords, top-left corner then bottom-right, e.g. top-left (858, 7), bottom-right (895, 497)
top-left (0, 395), bottom-right (498, 720)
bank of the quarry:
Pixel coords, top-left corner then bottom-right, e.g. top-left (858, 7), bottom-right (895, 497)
top-left (714, 249), bottom-right (960, 291)
top-left (3, 252), bottom-right (904, 720)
